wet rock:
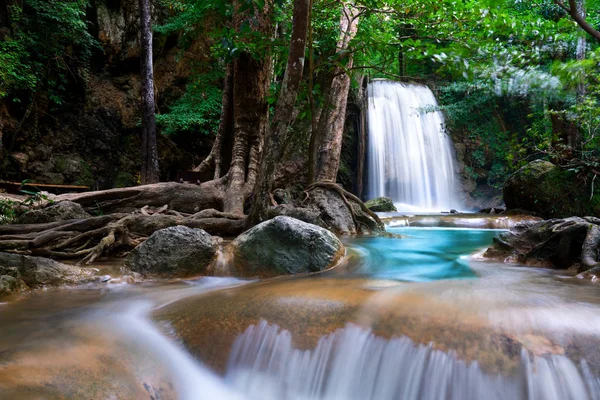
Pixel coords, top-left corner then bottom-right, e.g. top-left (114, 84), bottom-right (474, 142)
top-left (155, 276), bottom-right (528, 376)
top-left (16, 201), bottom-right (91, 224)
top-left (230, 216), bottom-right (345, 277)
top-left (123, 226), bottom-right (218, 278)
top-left (503, 160), bottom-right (600, 218)
top-left (365, 197), bottom-right (397, 212)
top-left (0, 252), bottom-right (98, 299)
top-left (379, 213), bottom-right (541, 230)
top-left (484, 217), bottom-right (600, 271)
top-left (577, 267), bottom-right (600, 282)
top-left (0, 275), bottom-right (27, 299)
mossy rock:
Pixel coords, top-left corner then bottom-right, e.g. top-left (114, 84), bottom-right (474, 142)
top-left (230, 216), bottom-right (345, 277)
top-left (503, 160), bottom-right (600, 218)
top-left (364, 197), bottom-right (397, 212)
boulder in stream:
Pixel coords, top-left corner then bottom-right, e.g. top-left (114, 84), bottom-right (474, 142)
top-left (0, 252), bottom-right (98, 299)
top-left (230, 216), bottom-right (344, 277)
top-left (365, 197), bottom-right (397, 212)
top-left (123, 226), bottom-right (218, 278)
top-left (484, 217), bottom-right (600, 273)
top-left (16, 201), bottom-right (91, 224)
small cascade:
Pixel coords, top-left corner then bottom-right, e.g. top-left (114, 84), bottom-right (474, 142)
top-left (226, 320), bottom-right (600, 400)
top-left (367, 81), bottom-right (462, 211)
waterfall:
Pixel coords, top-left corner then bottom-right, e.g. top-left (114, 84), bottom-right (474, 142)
top-left (367, 81), bottom-right (462, 212)
top-left (226, 320), bottom-right (600, 400)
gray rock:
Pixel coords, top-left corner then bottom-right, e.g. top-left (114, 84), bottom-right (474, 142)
top-left (308, 188), bottom-right (383, 235)
top-left (365, 197), bottom-right (397, 212)
top-left (0, 252), bottom-right (98, 299)
top-left (124, 226), bottom-right (218, 278)
top-left (230, 216), bottom-right (345, 277)
top-left (484, 217), bottom-right (600, 271)
top-left (17, 201), bottom-right (91, 224)
top-left (267, 188), bottom-right (384, 235)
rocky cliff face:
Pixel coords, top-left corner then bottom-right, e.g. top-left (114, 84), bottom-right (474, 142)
top-left (0, 0), bottom-right (212, 189)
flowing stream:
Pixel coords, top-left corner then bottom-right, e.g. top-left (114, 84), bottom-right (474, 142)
top-left (2, 224), bottom-right (600, 399)
top-left (367, 80), bottom-right (463, 211)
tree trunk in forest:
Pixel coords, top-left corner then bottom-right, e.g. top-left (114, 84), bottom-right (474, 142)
top-left (312, 5), bottom-right (360, 183)
top-left (575, 0), bottom-right (586, 99)
top-left (571, 0), bottom-right (586, 150)
top-left (139, 0), bottom-right (159, 184)
top-left (191, 0), bottom-right (272, 216)
top-left (555, 0), bottom-right (600, 43)
top-left (356, 75), bottom-right (367, 199)
top-left (193, 64), bottom-right (234, 181)
top-left (249, 0), bottom-right (310, 223)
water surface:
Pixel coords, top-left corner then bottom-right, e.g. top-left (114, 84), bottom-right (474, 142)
top-left (1, 227), bottom-right (599, 399)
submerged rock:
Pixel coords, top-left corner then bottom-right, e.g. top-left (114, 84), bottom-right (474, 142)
top-left (484, 217), bottom-right (600, 272)
top-left (154, 276), bottom-right (532, 376)
top-left (0, 275), bottom-right (27, 299)
top-left (17, 201), bottom-right (91, 224)
top-left (230, 216), bottom-right (344, 277)
top-left (0, 252), bottom-right (98, 299)
top-left (503, 160), bottom-right (600, 218)
top-left (365, 197), bottom-right (397, 212)
top-left (124, 226), bottom-right (218, 278)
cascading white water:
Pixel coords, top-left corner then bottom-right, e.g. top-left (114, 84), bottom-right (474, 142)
top-left (226, 320), bottom-right (600, 400)
top-left (367, 81), bottom-right (463, 212)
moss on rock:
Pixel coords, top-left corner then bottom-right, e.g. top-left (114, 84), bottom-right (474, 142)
top-left (503, 160), bottom-right (600, 218)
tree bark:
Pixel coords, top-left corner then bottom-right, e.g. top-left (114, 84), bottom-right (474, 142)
top-left (249, 0), bottom-right (310, 223)
top-left (356, 75), bottom-right (367, 199)
top-left (191, 0), bottom-right (273, 216)
top-left (193, 64), bottom-right (234, 181)
top-left (555, 0), bottom-right (600, 43)
top-left (139, 0), bottom-right (159, 184)
top-left (313, 5), bottom-right (360, 182)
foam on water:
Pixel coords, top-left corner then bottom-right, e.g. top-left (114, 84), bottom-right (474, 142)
top-left (226, 320), bottom-right (600, 400)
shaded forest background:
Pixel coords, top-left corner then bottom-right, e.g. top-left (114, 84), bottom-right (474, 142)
top-left (1, 0), bottom-right (599, 209)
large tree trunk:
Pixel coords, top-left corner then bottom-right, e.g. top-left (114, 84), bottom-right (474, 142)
top-left (139, 0), bottom-right (159, 184)
top-left (249, 0), bottom-right (310, 223)
top-left (356, 75), bottom-right (367, 199)
top-left (223, 52), bottom-right (270, 215)
top-left (190, 0), bottom-right (272, 216)
top-left (313, 5), bottom-right (359, 182)
top-left (193, 64), bottom-right (234, 181)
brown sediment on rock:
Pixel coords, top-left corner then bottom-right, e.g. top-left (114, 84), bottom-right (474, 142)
top-left (155, 276), bottom-right (570, 376)
top-left (0, 325), bottom-right (175, 399)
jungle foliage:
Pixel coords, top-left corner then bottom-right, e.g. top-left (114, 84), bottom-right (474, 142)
top-left (0, 0), bottom-right (97, 106)
top-left (2, 0), bottom-right (599, 189)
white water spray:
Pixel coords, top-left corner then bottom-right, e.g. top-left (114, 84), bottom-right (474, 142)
top-left (367, 81), bottom-right (462, 211)
top-left (226, 320), bottom-right (600, 400)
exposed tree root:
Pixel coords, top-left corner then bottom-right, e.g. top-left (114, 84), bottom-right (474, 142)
top-left (0, 210), bottom-right (246, 263)
top-left (0, 179), bottom-right (383, 264)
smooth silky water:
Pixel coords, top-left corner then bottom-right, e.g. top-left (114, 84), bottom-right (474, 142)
top-left (2, 226), bottom-right (600, 399)
top-left (367, 81), bottom-right (463, 211)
